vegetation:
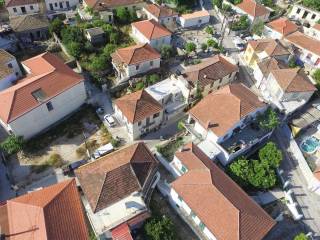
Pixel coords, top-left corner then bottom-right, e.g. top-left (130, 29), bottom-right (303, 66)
top-left (258, 108), bottom-right (280, 131)
top-left (173, 0), bottom-right (196, 14)
top-left (160, 45), bottom-right (176, 60)
top-left (288, 57), bottom-right (297, 68)
top-left (228, 142), bottom-right (282, 190)
top-left (222, 3), bottom-right (232, 12)
top-left (312, 69), bottom-right (320, 89)
top-left (205, 26), bottom-right (214, 35)
top-left (301, 0), bottom-right (320, 11)
top-left (231, 15), bottom-right (250, 31)
top-left (145, 216), bottom-right (177, 240)
top-left (251, 20), bottom-right (264, 36)
top-left (47, 153), bottom-right (64, 168)
top-left (49, 18), bottom-right (64, 37)
top-left (0, 0), bottom-right (5, 7)
top-left (185, 42), bottom-right (197, 54)
top-left (147, 74), bottom-right (160, 85)
top-left (0, 135), bottom-right (25, 155)
top-left (207, 39), bottom-right (218, 48)
top-left (156, 136), bottom-right (184, 161)
top-left (177, 120), bottom-right (185, 131)
top-left (115, 7), bottom-right (138, 24)
top-left (212, 0), bottom-right (222, 8)
top-left (228, 0), bottom-right (242, 4)
top-left (294, 233), bottom-right (308, 240)
top-left (201, 43), bottom-right (208, 52)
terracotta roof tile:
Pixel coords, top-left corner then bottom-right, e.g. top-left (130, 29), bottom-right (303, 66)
top-left (313, 23), bottom-right (320, 31)
top-left (257, 57), bottom-right (288, 77)
top-left (285, 31), bottom-right (320, 56)
top-left (0, 52), bottom-right (84, 123)
top-left (75, 142), bottom-right (158, 213)
top-left (236, 0), bottom-right (269, 17)
top-left (189, 84), bottom-right (265, 137)
top-left (115, 90), bottom-right (163, 124)
top-left (175, 143), bottom-right (209, 170)
top-left (111, 223), bottom-right (133, 240)
top-left (10, 14), bottom-right (49, 33)
top-left (111, 43), bottom-right (160, 66)
top-left (6, 0), bottom-right (39, 7)
top-left (270, 68), bottom-right (316, 93)
top-left (144, 4), bottom-right (178, 19)
top-left (180, 10), bottom-right (210, 20)
top-left (0, 179), bottom-right (89, 240)
top-left (183, 55), bottom-right (238, 88)
top-left (172, 144), bottom-right (276, 240)
top-left (132, 19), bottom-right (171, 40)
top-left (248, 39), bottom-right (290, 57)
top-left (84, 0), bottom-right (143, 11)
top-left (267, 17), bottom-right (298, 36)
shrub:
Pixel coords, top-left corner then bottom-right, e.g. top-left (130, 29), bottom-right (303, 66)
top-left (177, 120), bottom-right (185, 131)
top-left (258, 108), bottom-right (279, 130)
top-left (0, 135), bottom-right (24, 155)
top-left (288, 57), bottom-right (297, 68)
top-left (259, 142), bottom-right (282, 168)
top-left (207, 39), bottom-right (218, 48)
top-left (294, 233), bottom-right (308, 240)
top-left (251, 20), bottom-right (264, 36)
top-left (231, 15), bottom-right (250, 31)
top-left (145, 216), bottom-right (177, 240)
top-left (185, 42), bottom-right (196, 54)
top-left (160, 45), bottom-right (176, 60)
top-left (135, 81), bottom-right (145, 91)
top-left (147, 74), bottom-right (160, 85)
top-left (212, 0), bottom-right (222, 8)
top-left (47, 153), bottom-right (64, 168)
top-left (201, 43), bottom-right (208, 52)
top-left (312, 69), bottom-right (320, 88)
top-left (49, 18), bottom-right (64, 37)
top-left (111, 138), bottom-right (120, 148)
top-left (205, 26), bottom-right (214, 35)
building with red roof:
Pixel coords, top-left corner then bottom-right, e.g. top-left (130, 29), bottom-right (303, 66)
top-left (0, 52), bottom-right (86, 139)
top-left (265, 17), bottom-right (299, 39)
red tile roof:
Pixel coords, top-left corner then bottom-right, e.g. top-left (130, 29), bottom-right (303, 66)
top-left (115, 89), bottom-right (163, 124)
top-left (111, 223), bottom-right (133, 240)
top-left (84, 0), bottom-right (143, 11)
top-left (144, 4), bottom-right (178, 19)
top-left (172, 144), bottom-right (276, 240)
top-left (6, 0), bottom-right (39, 7)
top-left (75, 142), bottom-right (158, 213)
top-left (0, 52), bottom-right (84, 124)
top-left (111, 43), bottom-right (161, 66)
top-left (285, 31), bottom-right (320, 56)
top-left (313, 23), bottom-right (320, 31)
top-left (0, 179), bottom-right (89, 240)
top-left (189, 84), bottom-right (265, 137)
top-left (267, 17), bottom-right (298, 36)
top-left (248, 39), bottom-right (290, 57)
top-left (236, 0), bottom-right (270, 17)
top-left (132, 19), bottom-right (171, 40)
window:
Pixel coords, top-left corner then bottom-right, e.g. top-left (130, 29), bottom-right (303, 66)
top-left (32, 88), bottom-right (47, 102)
top-left (30, 5), bottom-right (34, 10)
top-left (153, 113), bottom-right (159, 118)
top-left (138, 121), bottom-right (141, 126)
top-left (296, 8), bottom-right (301, 14)
top-left (150, 61), bottom-right (153, 66)
top-left (7, 63), bottom-right (12, 68)
top-left (199, 222), bottom-right (205, 231)
top-left (181, 165), bottom-right (187, 173)
top-left (46, 102), bottom-right (54, 111)
top-left (190, 211), bottom-right (196, 218)
top-left (54, 2), bottom-right (58, 7)
top-left (59, 2), bottom-right (63, 8)
top-left (13, 7), bottom-right (17, 12)
top-left (312, 14), bottom-right (316, 19)
top-left (178, 195), bottom-right (183, 202)
top-left (66, 1), bottom-right (70, 8)
top-left (135, 64), bottom-right (139, 70)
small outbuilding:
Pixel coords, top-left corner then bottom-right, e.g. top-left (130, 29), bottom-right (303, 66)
top-left (85, 27), bottom-right (105, 45)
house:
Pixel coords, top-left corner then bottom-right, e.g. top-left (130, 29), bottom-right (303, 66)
top-left (75, 142), bottom-right (159, 239)
top-left (174, 55), bottom-right (238, 101)
top-left (0, 49), bottom-right (22, 91)
top-left (45, 0), bottom-right (79, 12)
top-left (256, 60), bottom-right (316, 114)
top-left (178, 10), bottom-right (210, 28)
top-left (85, 27), bottom-right (105, 45)
top-left (285, 31), bottom-right (320, 68)
top-left (111, 43), bottom-right (161, 83)
top-left (243, 39), bottom-right (290, 69)
top-left (131, 19), bottom-right (172, 50)
top-left (114, 90), bottom-right (164, 140)
top-left (305, 23), bottom-right (320, 39)
top-left (186, 83), bottom-right (270, 165)
top-left (10, 13), bottom-right (49, 42)
top-left (288, 4), bottom-right (320, 25)
top-left (145, 76), bottom-right (188, 120)
top-left (0, 179), bottom-right (89, 240)
top-left (0, 52), bottom-right (87, 139)
top-left (169, 143), bottom-right (276, 240)
top-left (143, 3), bottom-right (178, 26)
top-left (230, 0), bottom-right (270, 24)
top-left (264, 17), bottom-right (299, 39)
top-left (81, 0), bottom-right (145, 23)
top-left (6, 0), bottom-right (40, 16)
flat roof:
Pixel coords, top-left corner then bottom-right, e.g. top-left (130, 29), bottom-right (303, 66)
top-left (145, 77), bottom-right (182, 102)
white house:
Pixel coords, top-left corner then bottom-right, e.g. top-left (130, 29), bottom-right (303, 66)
top-left (256, 61), bottom-right (316, 114)
top-left (285, 31), bottom-right (320, 68)
top-left (45, 0), bottom-right (79, 11)
top-left (227, 0), bottom-right (270, 24)
top-left (75, 142), bottom-right (159, 239)
top-left (111, 43), bottom-right (161, 83)
top-left (0, 52), bottom-right (87, 139)
top-left (178, 10), bottom-right (210, 28)
top-left (169, 142), bottom-right (276, 240)
top-left (6, 0), bottom-right (40, 16)
top-left (114, 90), bottom-right (164, 140)
top-left (145, 76), bottom-right (187, 120)
top-left (304, 23), bottom-right (320, 39)
top-left (187, 83), bottom-right (271, 165)
top-left (0, 49), bottom-right (22, 91)
top-left (264, 17), bottom-right (299, 39)
top-left (288, 4), bottom-right (320, 25)
top-left (131, 19), bottom-right (172, 50)
top-left (143, 3), bottom-right (178, 26)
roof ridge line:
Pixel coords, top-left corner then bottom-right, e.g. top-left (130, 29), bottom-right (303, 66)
top-left (94, 172), bottom-right (109, 212)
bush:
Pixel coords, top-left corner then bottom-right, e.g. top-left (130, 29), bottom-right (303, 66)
top-left (258, 108), bottom-right (279, 130)
top-left (177, 120), bottom-right (185, 131)
top-left (288, 57), bottom-right (297, 68)
top-left (0, 135), bottom-right (24, 155)
top-left (144, 216), bottom-right (177, 240)
top-left (231, 15), bottom-right (250, 31)
top-left (312, 69), bottom-right (320, 88)
top-left (47, 153), bottom-right (64, 168)
top-left (201, 43), bottom-right (208, 52)
top-left (294, 233), bottom-right (308, 240)
top-left (135, 81), bottom-right (145, 91)
top-left (160, 45), bottom-right (176, 60)
top-left (259, 142), bottom-right (282, 168)
top-left (212, 0), bottom-right (222, 8)
top-left (49, 18), bottom-right (64, 37)
top-left (185, 42), bottom-right (196, 54)
top-left (156, 137), bottom-right (184, 161)
top-left (147, 74), bottom-right (160, 85)
top-left (207, 39), bottom-right (218, 48)
top-left (251, 20), bottom-right (264, 36)
top-left (301, 0), bottom-right (320, 11)
top-left (205, 26), bottom-right (214, 35)
top-left (111, 138), bottom-right (120, 148)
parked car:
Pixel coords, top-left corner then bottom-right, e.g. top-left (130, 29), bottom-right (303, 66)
top-left (104, 114), bottom-right (116, 127)
top-left (92, 143), bottom-right (114, 159)
top-left (236, 43), bottom-right (246, 51)
top-left (62, 159), bottom-right (87, 175)
top-left (96, 107), bottom-right (104, 115)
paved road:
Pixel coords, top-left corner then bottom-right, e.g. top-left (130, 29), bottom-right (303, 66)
top-left (0, 154), bottom-right (16, 201)
top-left (275, 126), bottom-right (320, 238)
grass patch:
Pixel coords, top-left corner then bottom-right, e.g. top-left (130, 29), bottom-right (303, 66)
top-left (156, 137), bottom-right (184, 161)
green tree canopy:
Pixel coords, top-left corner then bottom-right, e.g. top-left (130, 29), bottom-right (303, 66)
top-left (258, 108), bottom-right (280, 130)
top-left (160, 45), bottom-right (175, 60)
top-left (294, 233), bottom-right (308, 240)
top-left (207, 39), bottom-right (218, 48)
top-left (251, 20), bottom-right (264, 36)
top-left (212, 0), bottom-right (222, 8)
top-left (302, 0), bottom-right (320, 11)
top-left (147, 74), bottom-right (160, 85)
top-left (313, 69), bottom-right (320, 88)
top-left (0, 135), bottom-right (24, 155)
top-left (49, 18), bottom-right (64, 37)
top-left (231, 15), bottom-right (250, 31)
top-left (67, 41), bottom-right (82, 58)
top-left (201, 43), bottom-right (208, 51)
top-left (115, 7), bottom-right (130, 24)
top-left (145, 216), bottom-right (177, 240)
top-left (185, 42), bottom-right (196, 54)
top-left (258, 142), bottom-right (282, 168)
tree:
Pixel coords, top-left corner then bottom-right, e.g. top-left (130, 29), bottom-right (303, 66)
top-left (258, 108), bottom-right (279, 130)
top-left (207, 39), bottom-right (218, 48)
top-left (247, 160), bottom-right (277, 189)
top-left (288, 57), bottom-right (297, 68)
top-left (205, 26), bottom-right (214, 35)
top-left (222, 3), bottom-right (232, 12)
top-left (160, 45), bottom-right (175, 60)
top-left (49, 18), bottom-right (64, 37)
top-left (0, 135), bottom-right (24, 155)
top-left (312, 69), bottom-right (320, 87)
top-left (212, 0), bottom-right (222, 8)
top-left (177, 120), bottom-right (185, 131)
top-left (185, 42), bottom-right (196, 54)
top-left (201, 43), bottom-right (208, 52)
top-left (145, 216), bottom-right (176, 240)
top-left (228, 157), bottom-right (251, 187)
top-left (294, 233), bottom-right (308, 240)
top-left (233, 0), bottom-right (242, 4)
top-left (103, 43), bottom-right (117, 57)
top-left (61, 26), bottom-right (84, 45)
top-left (262, 0), bottom-right (274, 7)
top-left (109, 32), bottom-right (119, 44)
top-left (258, 142), bottom-right (282, 168)
top-left (115, 7), bottom-right (130, 24)
top-left (251, 20), bottom-right (264, 36)
top-left (67, 41), bottom-right (82, 58)
top-left (88, 54), bottom-right (108, 72)
top-left (302, 0), bottom-right (320, 11)
top-left (231, 15), bottom-right (250, 31)
top-left (147, 74), bottom-right (160, 85)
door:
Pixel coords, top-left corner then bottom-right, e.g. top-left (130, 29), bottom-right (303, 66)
top-left (59, 2), bottom-right (63, 8)
top-left (49, 3), bottom-right (53, 10)
top-left (66, 1), bottom-right (70, 8)
top-left (21, 6), bottom-right (26, 13)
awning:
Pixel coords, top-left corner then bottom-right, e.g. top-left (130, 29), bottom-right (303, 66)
top-left (111, 223), bottom-right (133, 240)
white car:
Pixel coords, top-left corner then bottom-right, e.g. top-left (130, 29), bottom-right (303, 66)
top-left (104, 114), bottom-right (116, 127)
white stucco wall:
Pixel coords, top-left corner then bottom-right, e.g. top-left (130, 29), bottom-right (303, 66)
top-left (45, 0), bottom-right (79, 11)
top-left (7, 3), bottom-right (39, 16)
top-left (263, 26), bottom-right (283, 39)
top-left (4, 82), bottom-right (86, 139)
top-left (178, 15), bottom-right (210, 28)
top-left (127, 58), bottom-right (161, 77)
top-left (289, 4), bottom-right (320, 25)
top-left (304, 27), bottom-right (320, 40)
top-left (0, 73), bottom-right (17, 91)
